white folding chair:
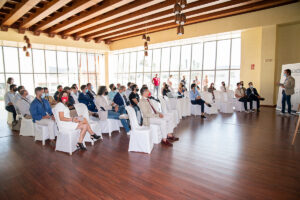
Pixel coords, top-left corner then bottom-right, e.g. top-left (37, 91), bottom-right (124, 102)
top-left (157, 97), bottom-right (179, 127)
top-left (201, 92), bottom-right (218, 115)
top-left (34, 123), bottom-right (50, 146)
top-left (74, 103), bottom-right (102, 145)
top-left (125, 106), bottom-right (153, 154)
top-left (20, 117), bottom-right (34, 136)
top-left (52, 107), bottom-right (82, 155)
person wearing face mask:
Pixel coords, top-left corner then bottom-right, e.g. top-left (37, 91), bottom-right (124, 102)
top-left (240, 81), bottom-right (246, 94)
top-left (278, 69), bottom-right (295, 115)
top-left (113, 85), bottom-right (130, 107)
top-left (95, 86), bottom-right (130, 134)
top-left (246, 82), bottom-right (264, 112)
top-left (208, 83), bottom-right (216, 100)
top-left (55, 90), bottom-right (101, 150)
top-left (54, 85), bottom-right (63, 101)
top-left (86, 83), bottom-right (96, 100)
top-left (70, 86), bottom-right (80, 104)
top-left (129, 84), bottom-right (142, 125)
top-left (30, 87), bottom-right (57, 146)
top-left (220, 81), bottom-right (227, 92)
top-left (43, 87), bottom-right (56, 106)
top-left (63, 87), bottom-right (75, 109)
top-left (78, 85), bottom-right (98, 113)
top-left (4, 84), bottom-right (18, 124)
top-left (108, 84), bottom-right (117, 101)
top-left (16, 90), bottom-right (32, 119)
top-left (235, 82), bottom-right (249, 113)
top-left (190, 83), bottom-right (212, 118)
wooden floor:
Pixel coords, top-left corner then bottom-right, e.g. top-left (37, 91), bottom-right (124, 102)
top-left (0, 107), bottom-right (300, 200)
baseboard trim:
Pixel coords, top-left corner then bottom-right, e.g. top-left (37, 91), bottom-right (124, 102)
top-left (261, 105), bottom-right (277, 107)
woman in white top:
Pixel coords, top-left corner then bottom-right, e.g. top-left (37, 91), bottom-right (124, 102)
top-left (55, 90), bottom-right (101, 150)
top-left (5, 77), bottom-right (14, 92)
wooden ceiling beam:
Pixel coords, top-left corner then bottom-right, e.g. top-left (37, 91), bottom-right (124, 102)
top-left (34, 0), bottom-right (104, 31)
top-left (73, 0), bottom-right (218, 37)
top-left (106, 0), bottom-right (296, 42)
top-left (49, 0), bottom-right (134, 34)
top-left (62, 0), bottom-right (166, 36)
top-left (2, 0), bottom-right (41, 26)
top-left (90, 0), bottom-right (246, 39)
top-left (0, 0), bottom-right (9, 9)
top-left (19, 0), bottom-right (72, 29)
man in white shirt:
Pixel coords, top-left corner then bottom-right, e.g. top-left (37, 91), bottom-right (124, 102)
top-left (16, 90), bottom-right (32, 119)
top-left (71, 86), bottom-right (80, 104)
top-left (125, 82), bottom-right (132, 99)
top-left (138, 86), bottom-right (179, 147)
top-left (4, 84), bottom-right (17, 123)
top-left (13, 85), bottom-right (25, 114)
top-left (235, 82), bottom-right (249, 113)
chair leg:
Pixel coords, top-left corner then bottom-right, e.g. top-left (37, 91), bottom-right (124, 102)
top-left (42, 139), bottom-right (45, 146)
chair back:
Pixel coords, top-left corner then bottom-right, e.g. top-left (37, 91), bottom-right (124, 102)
top-left (158, 97), bottom-right (168, 113)
top-left (52, 107), bottom-right (62, 131)
top-left (150, 99), bottom-right (161, 112)
top-left (125, 106), bottom-right (140, 130)
top-left (74, 103), bottom-right (90, 121)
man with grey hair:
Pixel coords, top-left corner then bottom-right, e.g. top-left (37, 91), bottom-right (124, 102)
top-left (113, 85), bottom-right (129, 107)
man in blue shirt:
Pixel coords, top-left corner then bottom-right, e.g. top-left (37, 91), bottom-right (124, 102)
top-left (108, 83), bottom-right (117, 101)
top-left (189, 83), bottom-right (211, 118)
top-left (30, 87), bottom-right (57, 146)
top-left (78, 85), bottom-right (98, 113)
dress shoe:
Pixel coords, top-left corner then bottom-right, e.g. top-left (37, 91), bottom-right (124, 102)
top-left (201, 115), bottom-right (206, 119)
top-left (207, 104), bottom-right (212, 107)
top-left (161, 140), bottom-right (173, 147)
top-left (167, 136), bottom-right (179, 141)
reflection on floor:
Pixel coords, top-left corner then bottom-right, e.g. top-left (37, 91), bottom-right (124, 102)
top-left (0, 107), bottom-right (300, 199)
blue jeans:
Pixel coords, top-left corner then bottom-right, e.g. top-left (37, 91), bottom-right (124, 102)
top-left (107, 110), bottom-right (130, 133)
top-left (154, 86), bottom-right (159, 97)
top-left (282, 91), bottom-right (291, 114)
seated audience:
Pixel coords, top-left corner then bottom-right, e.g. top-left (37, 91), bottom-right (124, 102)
top-left (54, 85), bottom-right (63, 101)
top-left (86, 83), bottom-right (96, 99)
top-left (6, 77), bottom-right (14, 92)
top-left (220, 81), bottom-right (228, 92)
top-left (113, 85), bottom-right (129, 107)
top-left (13, 85), bottom-right (25, 114)
top-left (246, 82), bottom-right (264, 112)
top-left (138, 86), bottom-right (178, 147)
top-left (190, 83), bottom-right (211, 118)
top-left (162, 83), bottom-right (171, 96)
top-left (125, 82), bottom-right (132, 99)
top-left (30, 87), bottom-right (56, 146)
top-left (129, 84), bottom-right (142, 125)
top-left (4, 84), bottom-right (17, 124)
top-left (108, 83), bottom-right (117, 101)
top-left (178, 82), bottom-right (185, 98)
top-left (208, 83), bottom-right (216, 100)
top-left (240, 81), bottom-right (246, 93)
top-left (63, 87), bottom-right (75, 109)
top-left (78, 85), bottom-right (98, 113)
top-left (95, 86), bottom-right (130, 134)
top-left (55, 90), bottom-right (101, 150)
top-left (116, 83), bottom-right (121, 91)
top-left (44, 87), bottom-right (56, 106)
top-left (16, 90), bottom-right (32, 119)
top-left (235, 82), bottom-right (250, 113)
top-left (70, 86), bottom-right (80, 104)
top-left (180, 75), bottom-right (186, 89)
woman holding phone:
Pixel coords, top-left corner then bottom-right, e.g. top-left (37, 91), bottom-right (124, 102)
top-left (55, 90), bottom-right (101, 150)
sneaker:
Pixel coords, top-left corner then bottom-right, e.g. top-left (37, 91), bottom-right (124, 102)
top-left (119, 114), bottom-right (129, 120)
top-left (127, 131), bottom-right (131, 136)
top-left (244, 110), bottom-right (250, 113)
top-left (206, 103), bottom-right (212, 107)
top-left (279, 112), bottom-right (285, 115)
top-left (250, 109), bottom-right (255, 112)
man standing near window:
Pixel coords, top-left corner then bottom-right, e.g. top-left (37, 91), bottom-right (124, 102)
top-left (152, 74), bottom-right (160, 97)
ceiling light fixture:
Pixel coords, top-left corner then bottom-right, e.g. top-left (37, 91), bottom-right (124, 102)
top-left (173, 3), bottom-right (181, 14)
top-left (177, 25), bottom-right (184, 36)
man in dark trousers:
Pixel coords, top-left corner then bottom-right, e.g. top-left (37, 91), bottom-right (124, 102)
top-left (246, 82), bottom-right (264, 112)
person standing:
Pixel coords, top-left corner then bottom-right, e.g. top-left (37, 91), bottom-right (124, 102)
top-left (279, 69), bottom-right (295, 115)
top-left (152, 74), bottom-right (160, 97)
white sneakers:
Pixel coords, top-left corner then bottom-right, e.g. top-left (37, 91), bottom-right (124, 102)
top-left (119, 114), bottom-right (129, 120)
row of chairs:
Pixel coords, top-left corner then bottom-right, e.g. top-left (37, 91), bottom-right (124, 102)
top-left (12, 103), bottom-right (123, 155)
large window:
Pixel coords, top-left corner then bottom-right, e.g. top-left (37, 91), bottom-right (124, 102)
top-left (111, 34), bottom-right (240, 91)
top-left (0, 46), bottom-right (105, 97)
